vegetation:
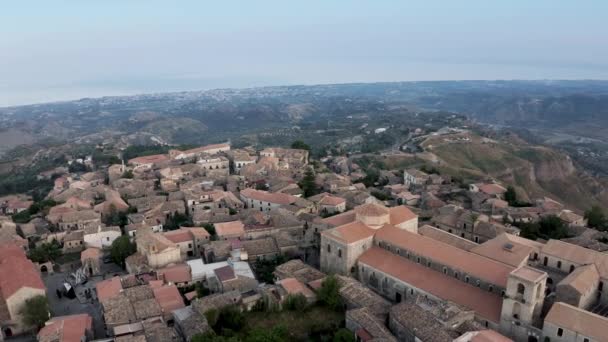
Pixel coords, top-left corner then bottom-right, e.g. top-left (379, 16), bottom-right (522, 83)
top-left (121, 145), bottom-right (173, 161)
top-left (103, 205), bottom-right (129, 227)
top-left (332, 329), bottom-right (356, 342)
top-left (92, 150), bottom-right (121, 165)
top-left (517, 215), bottom-right (570, 240)
top-left (28, 240), bottom-right (62, 263)
top-left (201, 223), bottom-right (217, 238)
top-left (585, 206), bottom-right (608, 231)
top-left (121, 170), bottom-right (134, 179)
top-left (254, 255), bottom-right (287, 284)
top-left (370, 190), bottom-right (391, 201)
top-left (110, 235), bottom-right (136, 266)
top-left (283, 293), bottom-right (308, 312)
top-left (298, 166), bottom-right (318, 198)
top-left (19, 295), bottom-right (49, 330)
top-left (68, 161), bottom-right (89, 173)
top-left (317, 275), bottom-right (343, 311)
top-left (164, 212), bottom-right (193, 230)
top-left (12, 199), bottom-right (56, 224)
top-left (503, 186), bottom-right (531, 207)
top-left (291, 140), bottom-right (311, 151)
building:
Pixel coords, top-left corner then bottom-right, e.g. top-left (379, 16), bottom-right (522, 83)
top-left (543, 302), bottom-right (608, 342)
top-left (0, 243), bottom-right (46, 336)
top-left (128, 154), bottom-right (170, 170)
top-left (169, 143), bottom-right (230, 161)
top-left (162, 227), bottom-right (211, 258)
top-left (83, 225), bottom-right (121, 249)
top-left (240, 188), bottom-right (299, 211)
top-left (403, 168), bottom-right (429, 186)
top-left (135, 229), bottom-right (182, 269)
top-left (37, 314), bottom-right (93, 342)
top-left (81, 247), bottom-right (102, 277)
top-left (214, 221), bottom-right (245, 240)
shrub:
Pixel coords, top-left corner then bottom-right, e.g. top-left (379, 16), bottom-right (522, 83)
top-left (283, 293), bottom-right (308, 312)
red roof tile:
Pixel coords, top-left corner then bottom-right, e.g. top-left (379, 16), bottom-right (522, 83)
top-left (38, 313), bottom-right (92, 342)
top-left (152, 285), bottom-right (185, 314)
top-left (0, 243), bottom-right (45, 299)
top-left (359, 247), bottom-right (503, 323)
top-left (96, 277), bottom-right (122, 302)
top-left (158, 264), bottom-right (192, 284)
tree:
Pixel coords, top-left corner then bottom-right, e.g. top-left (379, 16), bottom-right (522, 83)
top-left (585, 206), bottom-right (607, 231)
top-left (254, 255), bottom-right (287, 284)
top-left (104, 204), bottom-right (128, 227)
top-left (165, 212), bottom-right (193, 230)
top-left (214, 306), bottom-right (245, 334)
top-left (318, 275), bottom-right (343, 311)
top-left (504, 186), bottom-right (517, 205)
top-left (19, 295), bottom-right (49, 330)
top-left (202, 223), bottom-right (217, 238)
top-left (110, 235), bottom-right (136, 267)
top-left (192, 332), bottom-right (240, 342)
top-left (332, 329), bottom-right (356, 342)
top-left (122, 170), bottom-right (134, 179)
top-left (283, 293), bottom-right (308, 312)
top-left (28, 241), bottom-right (62, 263)
top-left (245, 325), bottom-right (288, 342)
top-left (291, 140), bottom-right (311, 151)
top-left (298, 167), bottom-right (318, 198)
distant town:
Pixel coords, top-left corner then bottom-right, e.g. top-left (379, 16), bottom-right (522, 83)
top-left (0, 134), bottom-right (607, 342)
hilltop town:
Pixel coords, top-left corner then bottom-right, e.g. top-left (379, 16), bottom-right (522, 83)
top-left (0, 137), bottom-right (607, 342)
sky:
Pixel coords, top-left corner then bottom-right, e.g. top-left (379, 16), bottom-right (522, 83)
top-left (1, 0), bottom-right (607, 106)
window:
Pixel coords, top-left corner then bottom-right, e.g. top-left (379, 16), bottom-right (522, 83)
top-left (410, 289), bottom-right (414, 295)
top-left (569, 265), bottom-right (575, 273)
top-left (476, 280), bottom-right (481, 287)
top-left (454, 272), bottom-right (459, 279)
top-left (517, 283), bottom-right (525, 295)
top-left (417, 257), bottom-right (421, 263)
top-left (533, 252), bottom-right (538, 260)
top-left (443, 267), bottom-right (447, 274)
top-left (584, 338), bottom-right (589, 342)
top-left (188, 243), bottom-right (192, 248)
top-left (543, 257), bottom-right (548, 266)
top-left (327, 244), bottom-right (331, 253)
top-left (557, 328), bottom-right (563, 337)
top-left (465, 276), bottom-right (470, 283)
top-left (489, 285), bottom-right (493, 293)
top-left (106, 237), bottom-right (110, 241)
top-left (338, 249), bottom-right (342, 258)
top-left (474, 236), bottom-right (479, 243)
top-left (600, 281), bottom-right (604, 292)
top-left (557, 260), bottom-right (562, 269)
top-left (427, 261), bottom-right (432, 267)
top-left (461, 233), bottom-right (465, 238)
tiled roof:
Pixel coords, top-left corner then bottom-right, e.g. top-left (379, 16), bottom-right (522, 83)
top-left (0, 243), bottom-right (45, 298)
top-left (214, 265), bottom-right (237, 282)
top-left (81, 247), bottom-right (101, 260)
top-left (240, 188), bottom-right (297, 205)
top-left (375, 225), bottom-right (514, 287)
top-left (279, 278), bottom-right (315, 298)
top-left (96, 277), bottom-right (122, 302)
top-left (128, 154), bottom-right (169, 165)
top-left (38, 313), bottom-right (92, 342)
top-left (388, 206), bottom-right (417, 224)
top-left (542, 239), bottom-right (608, 278)
top-left (152, 285), bottom-right (185, 315)
top-left (558, 264), bottom-right (599, 294)
top-left (358, 247), bottom-right (503, 323)
top-left (470, 233), bottom-right (542, 267)
top-left (163, 229), bottom-right (193, 243)
top-left (545, 302), bottom-right (608, 341)
top-left (322, 221), bottom-right (375, 244)
top-left (158, 264), bottom-right (192, 284)
top-left (478, 183), bottom-right (507, 196)
top-left (355, 203), bottom-right (389, 217)
top-left (319, 195), bottom-right (346, 206)
top-left (418, 225), bottom-right (478, 251)
top-left (214, 220), bottom-right (245, 237)
top-left (321, 210), bottom-right (356, 227)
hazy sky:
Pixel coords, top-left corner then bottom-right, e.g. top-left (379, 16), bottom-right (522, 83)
top-left (1, 0), bottom-right (607, 106)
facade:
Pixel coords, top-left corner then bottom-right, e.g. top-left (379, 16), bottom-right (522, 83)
top-left (84, 225), bottom-right (121, 249)
top-left (239, 188), bottom-right (298, 212)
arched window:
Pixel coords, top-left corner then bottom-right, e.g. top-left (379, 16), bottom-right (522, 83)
top-left (489, 285), bottom-right (493, 293)
top-left (543, 257), bottom-right (548, 266)
top-left (465, 276), bottom-right (470, 283)
top-left (443, 267), bottom-right (447, 274)
top-left (569, 265), bottom-right (575, 273)
top-left (327, 244), bottom-right (331, 253)
top-left (454, 272), bottom-right (459, 279)
top-left (338, 249), bottom-right (342, 258)
top-left (517, 283), bottom-right (525, 295)
top-left (557, 260), bottom-right (562, 269)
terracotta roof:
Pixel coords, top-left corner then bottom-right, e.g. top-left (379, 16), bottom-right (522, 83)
top-left (545, 302), bottom-right (608, 341)
top-left (558, 264), bottom-right (599, 294)
top-left (418, 225), bottom-right (478, 251)
top-left (388, 206), bottom-right (417, 225)
top-left (96, 277), bottom-right (122, 302)
top-left (358, 247), bottom-right (503, 323)
top-left (319, 195), bottom-right (346, 206)
top-left (163, 229), bottom-right (193, 243)
top-left (355, 203), bottom-right (389, 217)
top-left (322, 221), bottom-right (375, 244)
top-left (182, 143), bottom-right (230, 155)
top-left (128, 154), bottom-right (169, 165)
top-left (510, 265), bottom-right (546, 283)
top-left (181, 227), bottom-right (211, 239)
top-left (478, 183), bottom-right (507, 196)
top-left (470, 233), bottom-right (542, 267)
top-left (456, 330), bottom-right (513, 342)
top-left (214, 220), bottom-right (245, 237)
top-left (0, 243), bottom-right (45, 298)
top-left (152, 285), bottom-right (185, 314)
top-left (374, 225), bottom-right (514, 287)
top-left (321, 210), bottom-right (356, 227)
top-left (158, 264), bottom-right (192, 284)
top-left (38, 313), bottom-right (92, 342)
top-left (240, 188), bottom-right (297, 205)
top-left (542, 239), bottom-right (608, 278)
top-left (279, 278), bottom-right (315, 298)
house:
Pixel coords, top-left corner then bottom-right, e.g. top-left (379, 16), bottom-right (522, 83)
top-left (128, 154), bottom-right (170, 170)
top-left (346, 307), bottom-right (397, 341)
top-left (403, 168), bottom-right (429, 186)
top-left (214, 221), bottom-right (245, 240)
top-left (558, 210), bottom-right (588, 227)
top-left (169, 143), bottom-right (230, 161)
top-left (135, 229), bottom-right (182, 269)
top-left (63, 230), bottom-right (85, 252)
top-left (241, 237), bottom-right (280, 261)
top-left (55, 209), bottom-right (102, 231)
top-left (84, 225), bottom-right (121, 249)
top-left (81, 247), bottom-right (102, 277)
top-left (37, 313), bottom-right (93, 342)
top-left (277, 278), bottom-right (316, 303)
top-left (309, 193), bottom-right (347, 214)
top-left (157, 264), bottom-right (192, 287)
top-left (0, 243), bottom-right (46, 335)
top-left (240, 188), bottom-right (299, 211)
top-left (543, 302), bottom-right (608, 342)
top-left (172, 306), bottom-right (211, 341)
top-left (152, 284), bottom-right (185, 321)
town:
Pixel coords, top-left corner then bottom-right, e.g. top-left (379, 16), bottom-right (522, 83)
top-left (0, 139), bottom-right (607, 342)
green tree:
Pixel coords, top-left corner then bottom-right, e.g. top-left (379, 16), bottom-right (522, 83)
top-left (318, 275), bottom-right (343, 311)
top-left (192, 332), bottom-right (240, 342)
top-left (19, 295), bottom-right (49, 330)
top-left (122, 170), bottom-right (134, 179)
top-left (585, 206), bottom-right (607, 231)
top-left (165, 212), bottom-right (193, 230)
top-left (245, 325), bottom-right (288, 342)
top-left (110, 235), bottom-right (136, 267)
top-left (298, 167), bottom-right (318, 198)
top-left (254, 255), bottom-right (287, 284)
top-left (104, 204), bottom-right (129, 227)
top-left (283, 293), bottom-right (308, 312)
top-left (214, 306), bottom-right (245, 334)
top-left (332, 329), bottom-right (356, 342)
top-left (28, 241), bottom-right (62, 263)
top-left (291, 140), bottom-right (311, 151)
top-left (202, 223), bottom-right (217, 237)
top-left (504, 186), bottom-right (517, 205)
